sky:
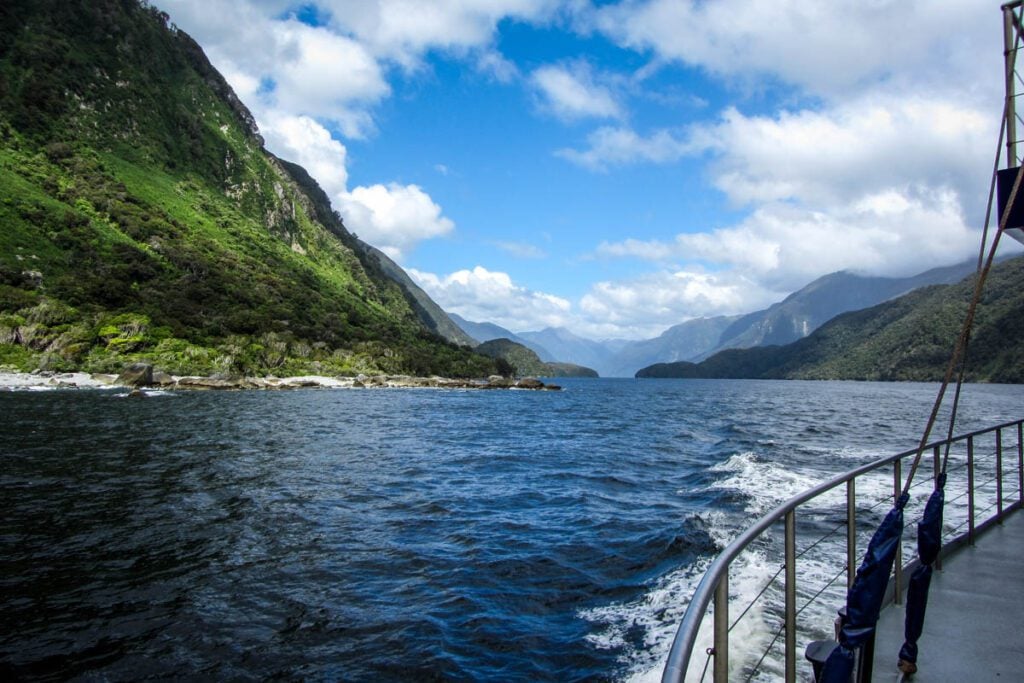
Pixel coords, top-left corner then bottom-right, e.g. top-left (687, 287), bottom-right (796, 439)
top-left (154, 0), bottom-right (1019, 340)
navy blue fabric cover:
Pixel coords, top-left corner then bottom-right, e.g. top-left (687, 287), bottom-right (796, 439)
top-left (900, 475), bottom-right (945, 664)
top-left (819, 493), bottom-right (909, 683)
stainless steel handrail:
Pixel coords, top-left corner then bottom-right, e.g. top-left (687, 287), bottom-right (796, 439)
top-left (662, 418), bottom-right (1024, 683)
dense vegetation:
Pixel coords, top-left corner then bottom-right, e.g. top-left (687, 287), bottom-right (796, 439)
top-left (0, 0), bottom-right (501, 378)
top-left (475, 339), bottom-right (598, 378)
top-left (637, 255), bottom-right (1024, 383)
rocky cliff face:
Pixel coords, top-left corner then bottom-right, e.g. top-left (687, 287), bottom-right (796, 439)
top-left (0, 0), bottom-right (498, 378)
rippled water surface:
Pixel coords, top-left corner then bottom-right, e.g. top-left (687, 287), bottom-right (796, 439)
top-left (2, 379), bottom-right (1022, 681)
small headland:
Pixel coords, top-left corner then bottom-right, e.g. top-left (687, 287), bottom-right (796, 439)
top-left (0, 363), bottom-right (561, 392)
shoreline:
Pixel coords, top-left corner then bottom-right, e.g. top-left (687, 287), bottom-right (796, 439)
top-left (0, 370), bottom-right (562, 392)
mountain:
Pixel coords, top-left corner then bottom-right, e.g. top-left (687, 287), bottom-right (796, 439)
top-left (0, 0), bottom-right (500, 378)
top-left (603, 260), bottom-right (982, 377)
top-left (358, 245), bottom-right (476, 347)
top-left (448, 314), bottom-right (555, 359)
top-left (704, 261), bottom-right (981, 358)
top-left (601, 315), bottom-right (741, 377)
top-left (636, 256), bottom-right (1024, 383)
top-left (474, 339), bottom-right (598, 378)
top-left (517, 327), bottom-right (616, 372)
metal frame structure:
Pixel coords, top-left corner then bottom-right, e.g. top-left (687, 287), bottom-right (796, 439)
top-left (1006, 1), bottom-right (1024, 167)
top-left (661, 419), bottom-right (1024, 683)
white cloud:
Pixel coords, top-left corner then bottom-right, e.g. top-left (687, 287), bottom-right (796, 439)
top-left (556, 125), bottom-right (693, 170)
top-left (320, 0), bottom-right (561, 67)
top-left (593, 0), bottom-right (995, 101)
top-left (259, 111), bottom-right (350, 196)
top-left (599, 187), bottom-right (980, 293)
top-left (577, 269), bottom-right (776, 339)
top-left (337, 184), bottom-right (455, 260)
top-left (698, 97), bottom-right (991, 213)
top-left (588, 89), bottom-right (993, 295)
top-left (409, 266), bottom-right (571, 330)
top-left (269, 20), bottom-right (390, 137)
top-left (158, 1), bottom-right (389, 137)
top-left (476, 49), bottom-right (520, 83)
top-left (530, 62), bottom-right (623, 121)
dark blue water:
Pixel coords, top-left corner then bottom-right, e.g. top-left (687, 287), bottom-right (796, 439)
top-left (2, 379), bottom-right (1022, 681)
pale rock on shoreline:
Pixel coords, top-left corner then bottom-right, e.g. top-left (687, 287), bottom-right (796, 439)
top-left (0, 367), bottom-right (561, 392)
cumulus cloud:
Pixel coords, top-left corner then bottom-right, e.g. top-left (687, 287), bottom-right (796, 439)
top-left (588, 90), bottom-right (994, 297)
top-left (698, 97), bottom-right (991, 213)
top-left (599, 187), bottom-right (980, 293)
top-left (530, 62), bottom-right (623, 121)
top-left (592, 0), bottom-right (994, 101)
top-left (577, 269), bottom-right (777, 339)
top-left (409, 266), bottom-right (571, 331)
top-left (269, 20), bottom-right (390, 137)
top-left (320, 0), bottom-right (561, 68)
top-left (259, 111), bottom-right (350, 196)
top-left (337, 184), bottom-right (455, 260)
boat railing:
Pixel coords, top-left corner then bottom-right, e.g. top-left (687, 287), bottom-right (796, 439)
top-left (661, 418), bottom-right (1024, 682)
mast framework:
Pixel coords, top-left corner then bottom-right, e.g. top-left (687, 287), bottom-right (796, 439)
top-left (1005, 1), bottom-right (1024, 167)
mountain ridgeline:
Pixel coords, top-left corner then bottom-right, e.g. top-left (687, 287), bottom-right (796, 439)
top-left (449, 261), bottom-right (987, 378)
top-left (0, 0), bottom-right (499, 378)
top-left (637, 256), bottom-right (1024, 383)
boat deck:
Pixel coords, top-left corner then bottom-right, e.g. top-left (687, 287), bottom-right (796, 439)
top-left (870, 509), bottom-right (1024, 682)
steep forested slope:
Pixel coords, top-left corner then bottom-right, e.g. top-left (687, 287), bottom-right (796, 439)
top-left (0, 0), bottom-right (497, 377)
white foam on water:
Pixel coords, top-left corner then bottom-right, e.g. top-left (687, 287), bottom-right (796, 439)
top-left (590, 448), bottom-right (914, 681)
top-left (581, 531), bottom-right (777, 683)
top-left (713, 452), bottom-right (815, 513)
top-left (586, 435), bottom-right (1021, 681)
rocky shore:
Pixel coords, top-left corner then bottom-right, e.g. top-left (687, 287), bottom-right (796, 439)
top-left (0, 364), bottom-right (562, 392)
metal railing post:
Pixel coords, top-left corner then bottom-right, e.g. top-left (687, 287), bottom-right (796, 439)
top-left (997, 428), bottom-right (1005, 520)
top-left (659, 420), bottom-right (1024, 681)
top-left (893, 459), bottom-right (903, 605)
top-left (968, 435), bottom-right (976, 545)
top-left (934, 445), bottom-right (943, 570)
top-left (846, 479), bottom-right (856, 590)
top-left (1018, 421), bottom-right (1023, 504)
top-left (713, 574), bottom-right (729, 683)
top-left (785, 509), bottom-right (797, 683)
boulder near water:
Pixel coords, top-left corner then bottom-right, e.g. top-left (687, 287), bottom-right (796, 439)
top-left (116, 363), bottom-right (154, 387)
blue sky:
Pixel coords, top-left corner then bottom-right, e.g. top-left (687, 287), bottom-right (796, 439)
top-left (156, 0), bottom-right (1015, 340)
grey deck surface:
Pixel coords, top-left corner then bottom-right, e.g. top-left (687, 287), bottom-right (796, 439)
top-left (870, 510), bottom-right (1024, 682)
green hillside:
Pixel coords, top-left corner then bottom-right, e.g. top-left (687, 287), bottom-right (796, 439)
top-left (0, 0), bottom-right (499, 378)
top-left (475, 339), bottom-right (599, 378)
top-left (637, 255), bottom-right (1024, 383)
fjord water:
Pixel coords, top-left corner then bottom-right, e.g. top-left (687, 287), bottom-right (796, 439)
top-left (3, 379), bottom-right (1023, 681)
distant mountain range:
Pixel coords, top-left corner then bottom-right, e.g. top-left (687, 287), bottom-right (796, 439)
top-left (450, 259), bottom-right (985, 377)
top-left (637, 255), bottom-right (1024, 383)
top-left (447, 314), bottom-right (554, 358)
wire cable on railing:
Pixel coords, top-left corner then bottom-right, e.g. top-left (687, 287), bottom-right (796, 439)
top-left (795, 520), bottom-right (846, 560)
top-left (728, 514), bottom-right (856, 635)
top-left (795, 564), bottom-right (849, 620)
top-left (729, 564), bottom-right (784, 633)
top-left (741, 563), bottom-right (849, 683)
top-left (698, 648), bottom-right (713, 683)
